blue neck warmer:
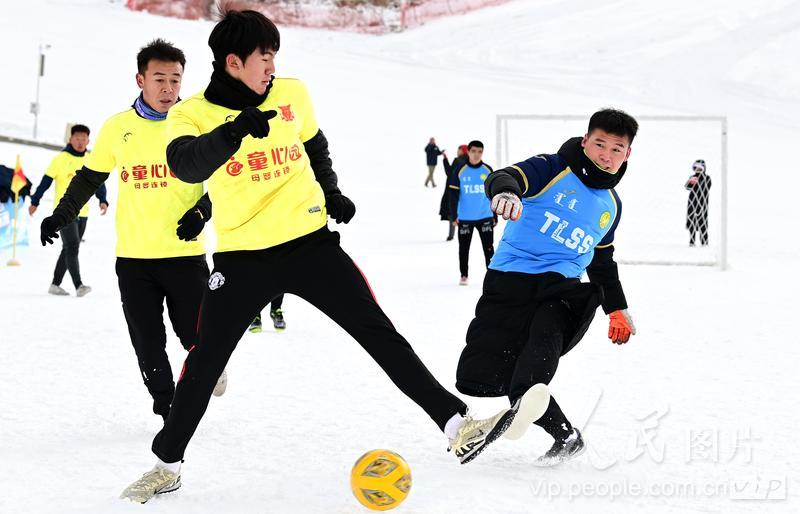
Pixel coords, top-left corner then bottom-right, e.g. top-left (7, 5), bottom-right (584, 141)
top-left (133, 94), bottom-right (167, 121)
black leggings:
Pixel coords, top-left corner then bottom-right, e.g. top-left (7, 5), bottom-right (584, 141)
top-left (153, 228), bottom-right (466, 462)
top-left (53, 217), bottom-right (87, 288)
top-left (458, 219), bottom-right (494, 277)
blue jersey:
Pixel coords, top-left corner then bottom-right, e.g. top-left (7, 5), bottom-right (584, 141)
top-left (452, 162), bottom-right (493, 221)
top-left (489, 153), bottom-right (621, 278)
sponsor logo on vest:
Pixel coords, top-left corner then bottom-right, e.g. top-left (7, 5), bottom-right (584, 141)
top-left (554, 190), bottom-right (579, 212)
top-left (308, 205), bottom-right (321, 214)
top-left (123, 132), bottom-right (132, 142)
top-left (279, 104), bottom-right (295, 122)
top-left (226, 156), bottom-right (244, 177)
top-left (208, 272), bottom-right (226, 290)
top-left (599, 211), bottom-right (611, 229)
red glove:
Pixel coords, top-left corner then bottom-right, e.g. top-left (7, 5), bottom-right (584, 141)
top-left (608, 309), bottom-right (636, 344)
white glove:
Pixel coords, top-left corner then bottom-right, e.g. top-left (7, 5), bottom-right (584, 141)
top-left (491, 192), bottom-right (523, 221)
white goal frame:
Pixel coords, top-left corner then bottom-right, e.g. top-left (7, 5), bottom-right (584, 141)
top-left (495, 114), bottom-right (728, 270)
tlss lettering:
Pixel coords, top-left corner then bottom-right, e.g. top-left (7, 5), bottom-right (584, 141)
top-left (463, 184), bottom-right (485, 194)
top-left (539, 211), bottom-right (593, 254)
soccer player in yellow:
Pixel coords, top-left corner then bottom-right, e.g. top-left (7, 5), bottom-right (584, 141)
top-left (29, 124), bottom-right (109, 296)
top-left (39, 40), bottom-right (224, 424)
top-left (119, 9), bottom-right (532, 504)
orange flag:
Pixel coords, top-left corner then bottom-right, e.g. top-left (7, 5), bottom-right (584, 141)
top-left (10, 155), bottom-right (28, 195)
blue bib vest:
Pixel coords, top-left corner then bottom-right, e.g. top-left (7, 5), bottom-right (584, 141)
top-left (457, 163), bottom-right (493, 221)
top-left (490, 169), bottom-right (618, 278)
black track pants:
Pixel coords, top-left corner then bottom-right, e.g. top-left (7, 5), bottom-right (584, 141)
top-left (456, 270), bottom-right (601, 440)
top-left (152, 228), bottom-right (467, 462)
top-left (53, 217), bottom-right (87, 288)
top-left (457, 218), bottom-right (494, 277)
top-left (116, 256), bottom-right (209, 417)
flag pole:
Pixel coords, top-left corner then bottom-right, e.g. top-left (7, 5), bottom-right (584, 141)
top-left (7, 153), bottom-right (26, 266)
top-left (7, 191), bottom-right (21, 266)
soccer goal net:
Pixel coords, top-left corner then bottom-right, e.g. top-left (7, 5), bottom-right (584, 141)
top-left (495, 114), bottom-right (728, 269)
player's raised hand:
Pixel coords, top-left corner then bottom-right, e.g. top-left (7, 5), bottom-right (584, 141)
top-left (608, 309), bottom-right (636, 344)
top-left (230, 107), bottom-right (278, 139)
top-left (491, 192), bottom-right (522, 221)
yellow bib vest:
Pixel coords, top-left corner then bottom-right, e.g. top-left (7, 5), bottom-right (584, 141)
top-left (167, 78), bottom-right (327, 252)
top-left (85, 109), bottom-right (206, 258)
top-left (45, 151), bottom-right (90, 218)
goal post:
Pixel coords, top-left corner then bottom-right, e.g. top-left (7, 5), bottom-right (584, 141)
top-left (495, 114), bottom-right (728, 270)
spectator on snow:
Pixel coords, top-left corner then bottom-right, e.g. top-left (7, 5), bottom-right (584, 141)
top-left (685, 159), bottom-right (712, 246)
top-left (439, 144), bottom-right (468, 241)
top-left (424, 137), bottom-right (442, 187)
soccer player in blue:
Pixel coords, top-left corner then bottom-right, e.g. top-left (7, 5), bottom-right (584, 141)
top-left (455, 109), bottom-right (639, 466)
top-left (447, 140), bottom-right (495, 285)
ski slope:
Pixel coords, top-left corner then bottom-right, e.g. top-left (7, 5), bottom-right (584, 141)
top-left (1, 1), bottom-right (798, 512)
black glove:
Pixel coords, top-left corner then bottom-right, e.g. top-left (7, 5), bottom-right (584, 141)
top-left (40, 215), bottom-right (63, 245)
top-left (326, 193), bottom-right (356, 224)
top-left (229, 107), bottom-right (278, 140)
top-left (19, 182), bottom-right (32, 198)
top-left (176, 207), bottom-right (207, 241)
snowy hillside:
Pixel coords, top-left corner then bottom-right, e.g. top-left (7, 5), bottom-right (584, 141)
top-left (1, 0), bottom-right (798, 513)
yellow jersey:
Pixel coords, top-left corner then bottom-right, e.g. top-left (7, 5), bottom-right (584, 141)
top-left (85, 109), bottom-right (205, 258)
top-left (167, 78), bottom-right (327, 252)
top-left (45, 151), bottom-right (90, 218)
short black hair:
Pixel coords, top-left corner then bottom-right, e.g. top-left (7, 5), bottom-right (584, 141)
top-left (209, 8), bottom-right (280, 67)
top-left (136, 38), bottom-right (186, 75)
top-left (70, 124), bottom-right (90, 136)
top-left (468, 140), bottom-right (484, 149)
top-left (588, 108), bottom-right (639, 143)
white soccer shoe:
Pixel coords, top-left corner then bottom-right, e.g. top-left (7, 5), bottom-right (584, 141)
top-left (48, 284), bottom-right (69, 296)
top-left (449, 408), bottom-right (516, 464)
top-left (503, 383), bottom-right (551, 440)
top-left (119, 465), bottom-right (181, 503)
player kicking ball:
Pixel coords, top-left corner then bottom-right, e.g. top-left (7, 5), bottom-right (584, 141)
top-left (455, 109), bottom-right (639, 466)
top-left (119, 9), bottom-right (545, 504)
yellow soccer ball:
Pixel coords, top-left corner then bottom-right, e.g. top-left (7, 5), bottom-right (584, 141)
top-left (350, 449), bottom-right (412, 511)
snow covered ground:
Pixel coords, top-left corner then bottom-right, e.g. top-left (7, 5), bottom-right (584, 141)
top-left (1, 0), bottom-right (798, 512)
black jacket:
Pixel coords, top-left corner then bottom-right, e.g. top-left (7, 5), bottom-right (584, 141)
top-left (439, 155), bottom-right (467, 220)
top-left (482, 143), bottom-right (628, 315)
top-left (425, 143), bottom-right (442, 166)
top-left (447, 159), bottom-right (491, 221)
top-left (0, 165), bottom-right (32, 202)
